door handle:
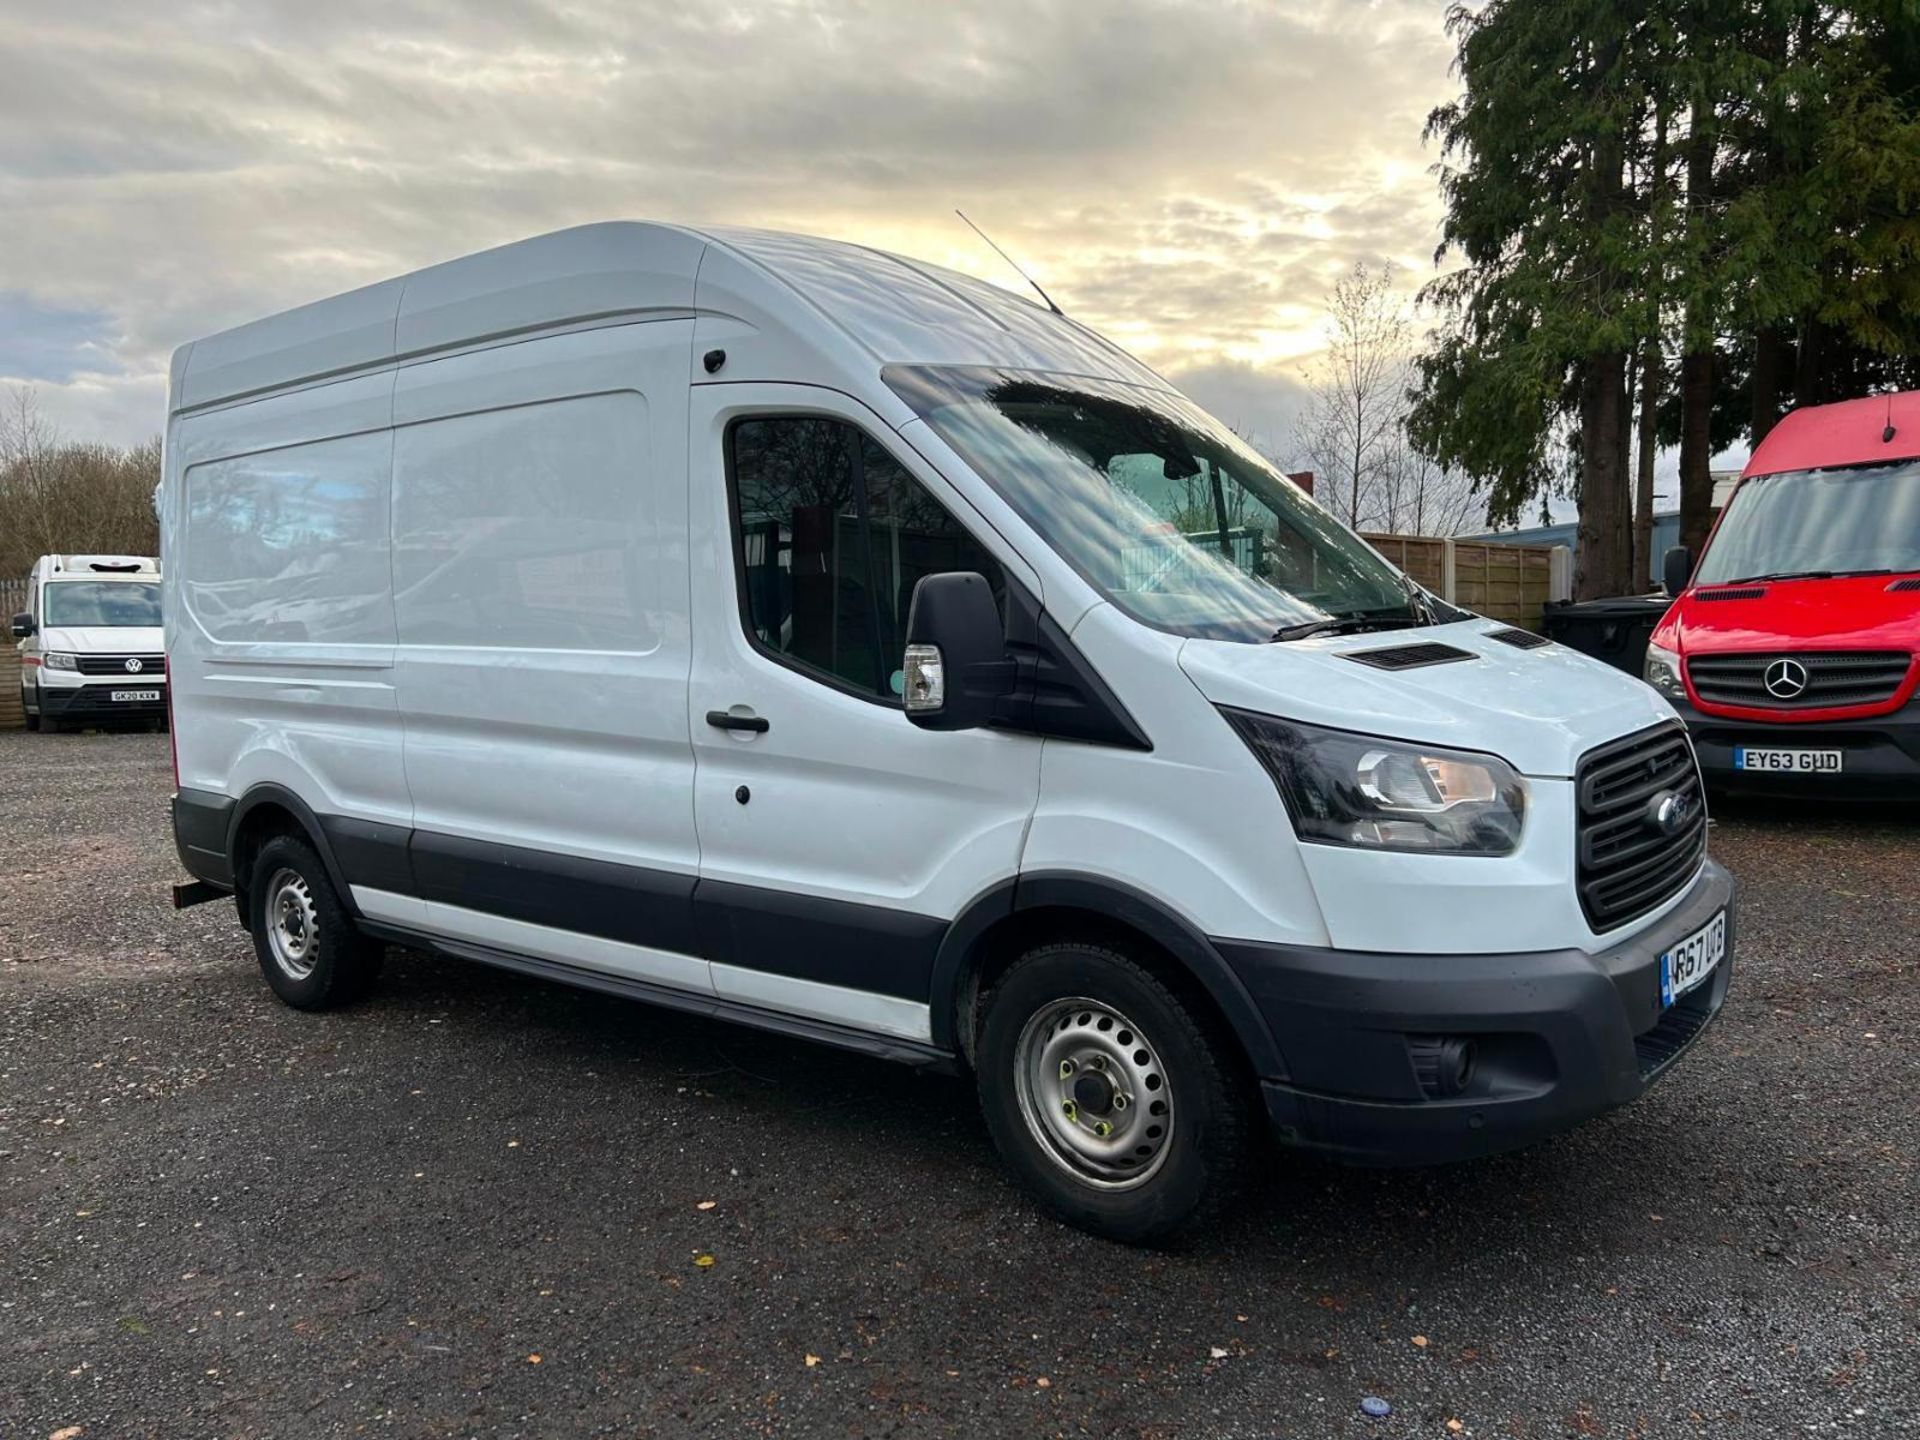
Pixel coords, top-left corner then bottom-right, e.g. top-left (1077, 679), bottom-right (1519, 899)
top-left (706, 709), bottom-right (770, 734)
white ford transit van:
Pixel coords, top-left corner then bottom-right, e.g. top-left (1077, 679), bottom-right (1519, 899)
top-left (12, 554), bottom-right (166, 731)
top-left (164, 223), bottom-right (1734, 1241)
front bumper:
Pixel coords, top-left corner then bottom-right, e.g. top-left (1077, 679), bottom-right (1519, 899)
top-left (1668, 694), bottom-right (1920, 799)
top-left (1216, 860), bottom-right (1735, 1165)
top-left (35, 678), bottom-right (169, 719)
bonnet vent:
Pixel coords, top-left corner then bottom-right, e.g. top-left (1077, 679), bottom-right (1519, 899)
top-left (1344, 642), bottom-right (1478, 672)
top-left (1887, 577), bottom-right (1920, 593)
top-left (1694, 586), bottom-right (1767, 601)
top-left (1485, 627), bottom-right (1550, 650)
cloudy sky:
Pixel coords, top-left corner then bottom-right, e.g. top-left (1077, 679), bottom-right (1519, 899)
top-left (1, 0), bottom-right (1460, 463)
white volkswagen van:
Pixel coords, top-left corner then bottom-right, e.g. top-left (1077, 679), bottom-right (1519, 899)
top-left (163, 223), bottom-right (1734, 1241)
top-left (12, 554), bottom-right (166, 731)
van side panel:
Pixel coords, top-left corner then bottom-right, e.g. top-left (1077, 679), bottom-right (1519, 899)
top-left (388, 319), bottom-right (703, 977)
top-left (167, 372), bottom-right (411, 838)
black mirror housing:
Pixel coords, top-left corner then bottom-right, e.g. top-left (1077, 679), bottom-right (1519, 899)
top-left (902, 572), bottom-right (1008, 731)
top-left (9, 612), bottom-right (33, 639)
top-left (1662, 545), bottom-right (1694, 598)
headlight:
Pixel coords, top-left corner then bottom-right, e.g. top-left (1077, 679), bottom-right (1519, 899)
top-left (1644, 642), bottom-right (1686, 701)
top-left (1222, 709), bottom-right (1527, 856)
top-left (42, 652), bottom-right (79, 671)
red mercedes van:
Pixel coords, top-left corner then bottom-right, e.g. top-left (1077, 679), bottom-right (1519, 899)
top-left (1647, 390), bottom-right (1920, 797)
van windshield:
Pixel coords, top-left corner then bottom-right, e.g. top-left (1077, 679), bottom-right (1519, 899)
top-left (885, 365), bottom-right (1423, 642)
top-left (1695, 459), bottom-right (1920, 585)
top-left (43, 581), bottom-right (161, 628)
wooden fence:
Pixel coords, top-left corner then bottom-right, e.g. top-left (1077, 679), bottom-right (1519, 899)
top-left (1, 580), bottom-right (25, 728)
top-left (0, 644), bottom-right (20, 729)
top-left (1362, 533), bottom-right (1570, 633)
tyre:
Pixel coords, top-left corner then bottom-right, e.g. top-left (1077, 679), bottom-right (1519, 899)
top-left (975, 941), bottom-right (1253, 1244)
top-left (246, 834), bottom-right (382, 1010)
top-left (23, 692), bottom-right (40, 732)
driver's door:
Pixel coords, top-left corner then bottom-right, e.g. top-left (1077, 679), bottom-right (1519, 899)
top-left (686, 384), bottom-right (1044, 1040)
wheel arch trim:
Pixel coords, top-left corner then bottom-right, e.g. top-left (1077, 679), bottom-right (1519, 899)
top-left (930, 870), bottom-right (1288, 1080)
top-left (225, 783), bottom-right (358, 915)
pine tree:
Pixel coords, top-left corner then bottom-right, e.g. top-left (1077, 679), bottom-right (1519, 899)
top-left (1414, 2), bottom-right (1920, 592)
top-left (1409, 1), bottom-right (1659, 599)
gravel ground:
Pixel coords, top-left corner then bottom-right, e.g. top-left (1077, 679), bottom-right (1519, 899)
top-left (1, 729), bottom-right (1916, 1439)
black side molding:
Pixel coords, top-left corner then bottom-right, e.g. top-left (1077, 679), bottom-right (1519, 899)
top-left (409, 828), bottom-right (700, 957)
top-left (695, 878), bottom-right (943, 1002)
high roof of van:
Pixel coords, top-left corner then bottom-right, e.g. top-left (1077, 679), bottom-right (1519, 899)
top-left (169, 222), bottom-right (1170, 414)
top-left (33, 554), bottom-right (160, 578)
top-left (1743, 389), bottom-right (1920, 477)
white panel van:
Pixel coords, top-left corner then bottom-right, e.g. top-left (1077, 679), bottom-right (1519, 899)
top-left (12, 554), bottom-right (166, 731)
top-left (163, 223), bottom-right (1734, 1241)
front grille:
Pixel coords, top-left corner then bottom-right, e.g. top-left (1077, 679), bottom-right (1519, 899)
top-left (1343, 642), bottom-right (1477, 671)
top-left (1575, 724), bottom-right (1706, 932)
top-left (75, 653), bottom-right (165, 677)
top-left (1686, 651), bottom-right (1910, 709)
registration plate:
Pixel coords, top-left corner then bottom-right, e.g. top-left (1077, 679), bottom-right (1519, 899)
top-left (110, 689), bottom-right (160, 703)
top-left (1659, 909), bottom-right (1726, 1007)
top-left (1734, 746), bottom-right (1842, 773)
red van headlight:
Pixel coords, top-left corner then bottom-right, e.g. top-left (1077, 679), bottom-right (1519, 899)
top-left (1644, 642), bottom-right (1687, 701)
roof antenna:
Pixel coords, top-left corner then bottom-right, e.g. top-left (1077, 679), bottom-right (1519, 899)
top-left (1884, 392), bottom-right (1898, 444)
top-left (955, 210), bottom-right (1063, 316)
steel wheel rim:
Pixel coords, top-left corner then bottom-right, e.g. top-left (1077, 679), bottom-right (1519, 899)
top-left (265, 867), bottom-right (320, 980)
top-left (1012, 996), bottom-right (1173, 1190)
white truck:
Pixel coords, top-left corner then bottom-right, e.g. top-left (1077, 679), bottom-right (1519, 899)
top-left (161, 222), bottom-right (1734, 1241)
top-left (11, 554), bottom-right (166, 732)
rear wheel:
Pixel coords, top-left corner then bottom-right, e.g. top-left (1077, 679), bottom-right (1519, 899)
top-left (247, 834), bottom-right (382, 1010)
top-left (976, 941), bottom-right (1252, 1244)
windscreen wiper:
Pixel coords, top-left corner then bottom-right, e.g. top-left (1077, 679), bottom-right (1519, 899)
top-left (1723, 568), bottom-right (1917, 584)
top-left (1722, 570), bottom-right (1835, 584)
top-left (1271, 612), bottom-right (1419, 642)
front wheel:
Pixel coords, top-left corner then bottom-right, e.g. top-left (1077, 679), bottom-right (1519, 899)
top-left (976, 942), bottom-right (1252, 1244)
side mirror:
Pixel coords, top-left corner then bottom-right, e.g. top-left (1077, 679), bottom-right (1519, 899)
top-left (1662, 545), bottom-right (1694, 598)
top-left (901, 572), bottom-right (1007, 731)
top-left (9, 612), bottom-right (33, 639)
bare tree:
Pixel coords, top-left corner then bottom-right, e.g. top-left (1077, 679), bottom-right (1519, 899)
top-left (1296, 264), bottom-right (1405, 529)
top-left (1374, 443), bottom-right (1486, 538)
top-left (1295, 266), bottom-right (1486, 536)
top-left (0, 387), bottom-right (162, 575)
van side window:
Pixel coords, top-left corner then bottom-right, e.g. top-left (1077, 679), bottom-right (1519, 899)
top-left (728, 416), bottom-right (1003, 700)
top-left (184, 432), bottom-right (396, 644)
